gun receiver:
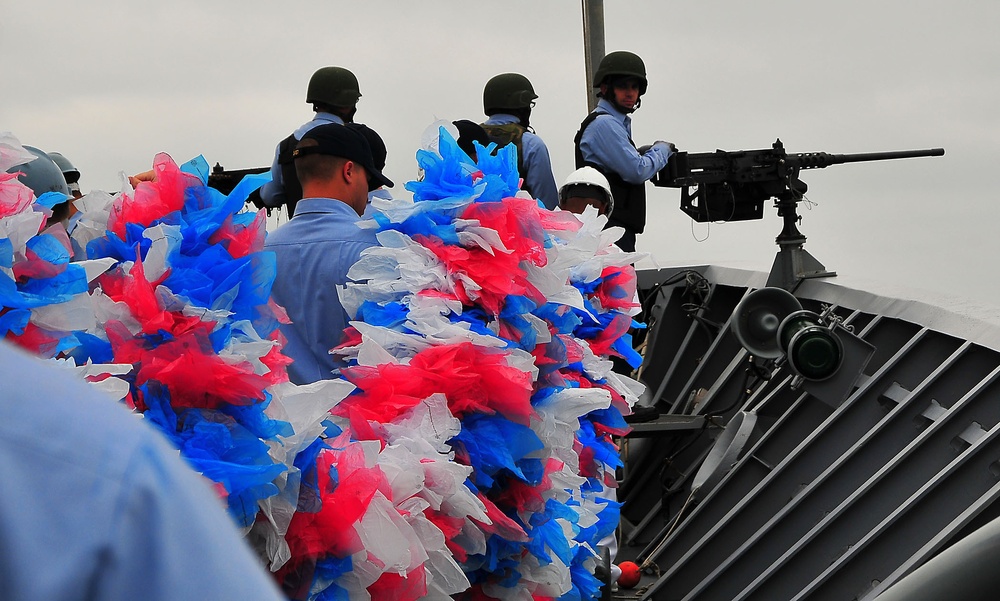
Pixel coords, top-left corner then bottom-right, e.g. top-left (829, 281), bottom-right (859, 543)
top-left (652, 139), bottom-right (944, 222)
top-left (207, 163), bottom-right (269, 195)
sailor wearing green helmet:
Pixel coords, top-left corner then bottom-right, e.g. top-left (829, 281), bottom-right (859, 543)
top-left (481, 72), bottom-right (559, 210)
top-left (258, 66), bottom-right (364, 217)
top-left (574, 51), bottom-right (675, 252)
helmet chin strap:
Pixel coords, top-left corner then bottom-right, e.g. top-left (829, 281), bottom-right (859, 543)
top-left (518, 107), bottom-right (531, 130)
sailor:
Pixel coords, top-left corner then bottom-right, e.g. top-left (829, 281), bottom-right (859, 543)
top-left (558, 166), bottom-right (614, 217)
top-left (47, 151), bottom-right (83, 201)
top-left (0, 340), bottom-right (288, 601)
top-left (47, 151), bottom-right (85, 241)
top-left (255, 66), bottom-right (363, 218)
top-left (264, 123), bottom-right (393, 385)
top-left (480, 73), bottom-right (559, 210)
top-left (574, 51), bottom-right (675, 252)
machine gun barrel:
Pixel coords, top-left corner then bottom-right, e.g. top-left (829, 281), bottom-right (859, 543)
top-left (792, 147), bottom-right (945, 169)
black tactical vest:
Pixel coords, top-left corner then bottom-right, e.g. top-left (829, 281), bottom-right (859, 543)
top-left (574, 111), bottom-right (647, 234)
top-left (276, 133), bottom-right (304, 217)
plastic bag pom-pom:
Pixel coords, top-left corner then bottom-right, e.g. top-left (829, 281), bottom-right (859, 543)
top-left (450, 413), bottom-right (545, 491)
top-left (405, 128), bottom-right (485, 204)
top-left (339, 341), bottom-right (534, 425)
top-left (108, 153), bottom-right (193, 239)
top-left (0, 124), bottom-right (644, 600)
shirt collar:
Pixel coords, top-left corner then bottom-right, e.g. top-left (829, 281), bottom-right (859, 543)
top-left (484, 113), bottom-right (520, 125)
top-left (292, 197), bottom-right (358, 216)
top-left (596, 98), bottom-right (629, 123)
top-left (313, 112), bottom-right (346, 125)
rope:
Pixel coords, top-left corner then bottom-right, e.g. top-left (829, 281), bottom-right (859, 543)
top-left (627, 488), bottom-right (699, 598)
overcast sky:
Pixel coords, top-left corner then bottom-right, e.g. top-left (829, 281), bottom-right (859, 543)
top-left (4, 1), bottom-right (998, 307)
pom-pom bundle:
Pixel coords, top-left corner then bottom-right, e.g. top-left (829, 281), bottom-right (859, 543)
top-left (0, 128), bottom-right (646, 600)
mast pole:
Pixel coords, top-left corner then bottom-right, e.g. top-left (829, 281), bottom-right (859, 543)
top-left (582, 0), bottom-right (605, 112)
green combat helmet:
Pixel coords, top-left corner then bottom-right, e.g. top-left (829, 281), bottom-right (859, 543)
top-left (483, 73), bottom-right (538, 114)
top-left (306, 66), bottom-right (361, 108)
top-left (593, 51), bottom-right (647, 94)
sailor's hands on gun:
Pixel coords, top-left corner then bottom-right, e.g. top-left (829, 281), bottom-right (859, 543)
top-left (638, 141), bottom-right (677, 156)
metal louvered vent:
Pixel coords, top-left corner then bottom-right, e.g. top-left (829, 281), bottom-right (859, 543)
top-left (619, 265), bottom-right (1000, 601)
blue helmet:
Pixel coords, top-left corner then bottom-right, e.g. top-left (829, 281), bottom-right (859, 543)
top-left (6, 146), bottom-right (70, 198)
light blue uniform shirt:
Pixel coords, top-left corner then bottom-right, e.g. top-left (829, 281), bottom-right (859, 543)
top-left (264, 198), bottom-right (377, 384)
top-left (483, 114), bottom-right (559, 210)
top-left (259, 112), bottom-right (345, 208)
top-left (577, 99), bottom-right (671, 184)
top-left (0, 342), bottom-right (285, 601)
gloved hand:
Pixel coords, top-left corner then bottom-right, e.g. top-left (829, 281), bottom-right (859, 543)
top-left (651, 140), bottom-right (677, 154)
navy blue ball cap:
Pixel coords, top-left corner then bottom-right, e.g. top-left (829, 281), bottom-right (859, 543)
top-left (294, 123), bottom-right (394, 189)
top-left (344, 123), bottom-right (387, 171)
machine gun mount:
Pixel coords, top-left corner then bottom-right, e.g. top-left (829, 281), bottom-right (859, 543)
top-left (652, 139), bottom-right (944, 290)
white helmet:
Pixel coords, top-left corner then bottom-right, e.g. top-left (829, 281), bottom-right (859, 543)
top-left (559, 166), bottom-right (614, 215)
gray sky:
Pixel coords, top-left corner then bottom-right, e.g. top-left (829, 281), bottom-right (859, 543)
top-left (4, 1), bottom-right (998, 305)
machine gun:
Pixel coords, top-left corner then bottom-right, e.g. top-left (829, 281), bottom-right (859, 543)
top-left (651, 139), bottom-right (945, 290)
top-left (652, 139), bottom-right (944, 222)
top-left (207, 163), bottom-right (269, 196)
